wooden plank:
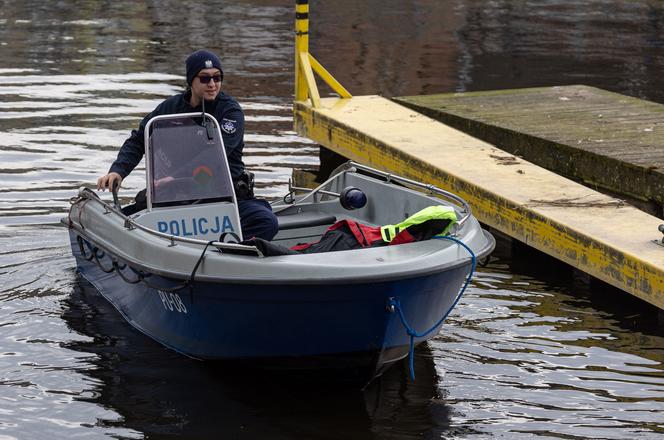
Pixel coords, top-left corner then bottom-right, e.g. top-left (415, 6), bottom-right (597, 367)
top-left (394, 85), bottom-right (664, 210)
top-left (293, 95), bottom-right (664, 310)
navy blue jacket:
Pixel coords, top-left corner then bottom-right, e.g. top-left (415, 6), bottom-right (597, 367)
top-left (109, 90), bottom-right (245, 180)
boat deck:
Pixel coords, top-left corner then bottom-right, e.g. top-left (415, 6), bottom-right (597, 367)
top-left (293, 95), bottom-right (664, 310)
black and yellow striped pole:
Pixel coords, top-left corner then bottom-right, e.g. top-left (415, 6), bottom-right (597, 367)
top-left (295, 0), bottom-right (351, 108)
top-left (294, 0), bottom-right (314, 104)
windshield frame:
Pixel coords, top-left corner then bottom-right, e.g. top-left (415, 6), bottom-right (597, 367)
top-left (143, 112), bottom-right (238, 211)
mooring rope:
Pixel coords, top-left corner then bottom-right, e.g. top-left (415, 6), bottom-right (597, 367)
top-left (388, 235), bottom-right (477, 381)
top-left (188, 240), bottom-right (216, 304)
top-left (77, 236), bottom-right (190, 293)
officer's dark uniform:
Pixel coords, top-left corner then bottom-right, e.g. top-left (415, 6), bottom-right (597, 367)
top-left (108, 89), bottom-right (279, 241)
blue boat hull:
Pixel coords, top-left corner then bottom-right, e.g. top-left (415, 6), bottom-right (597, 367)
top-left (69, 230), bottom-right (469, 378)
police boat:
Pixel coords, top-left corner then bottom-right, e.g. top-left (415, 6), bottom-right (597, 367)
top-left (64, 112), bottom-right (495, 381)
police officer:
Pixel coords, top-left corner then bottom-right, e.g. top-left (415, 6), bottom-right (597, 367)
top-left (97, 49), bottom-right (279, 241)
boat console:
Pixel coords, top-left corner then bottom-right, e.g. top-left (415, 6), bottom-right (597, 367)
top-left (132, 113), bottom-right (243, 242)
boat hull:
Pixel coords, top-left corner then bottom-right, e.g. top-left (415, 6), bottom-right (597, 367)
top-left (69, 230), bottom-right (471, 378)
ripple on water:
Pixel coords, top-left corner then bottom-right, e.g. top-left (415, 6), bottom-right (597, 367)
top-left (0, 71), bottom-right (314, 227)
top-left (430, 267), bottom-right (664, 438)
top-left (2, 1), bottom-right (664, 438)
top-left (0, 226), bottom-right (142, 439)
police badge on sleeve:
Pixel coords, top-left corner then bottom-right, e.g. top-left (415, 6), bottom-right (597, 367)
top-left (221, 118), bottom-right (237, 134)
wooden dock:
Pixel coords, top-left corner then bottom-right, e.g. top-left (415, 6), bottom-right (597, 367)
top-left (293, 95), bottom-right (664, 311)
top-left (394, 85), bottom-right (664, 216)
top-left (291, 3), bottom-right (664, 311)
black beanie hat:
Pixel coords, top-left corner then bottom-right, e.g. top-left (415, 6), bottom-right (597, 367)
top-left (186, 50), bottom-right (223, 85)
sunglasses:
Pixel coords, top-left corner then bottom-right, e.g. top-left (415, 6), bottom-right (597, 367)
top-left (197, 74), bottom-right (222, 84)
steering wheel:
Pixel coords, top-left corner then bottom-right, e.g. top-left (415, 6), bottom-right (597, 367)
top-left (153, 177), bottom-right (196, 201)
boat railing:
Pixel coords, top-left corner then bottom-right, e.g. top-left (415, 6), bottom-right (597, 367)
top-left (282, 161), bottom-right (472, 227)
top-left (349, 162), bottom-right (472, 226)
top-left (71, 187), bottom-right (264, 257)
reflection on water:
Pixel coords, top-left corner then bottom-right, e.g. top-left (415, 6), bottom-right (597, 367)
top-left (433, 254), bottom-right (664, 438)
top-left (3, 231), bottom-right (662, 439)
top-left (1, 0), bottom-right (664, 438)
top-left (311, 0), bottom-right (664, 101)
top-left (62, 280), bottom-right (447, 439)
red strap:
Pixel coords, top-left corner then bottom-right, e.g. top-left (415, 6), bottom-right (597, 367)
top-left (290, 242), bottom-right (314, 251)
top-left (389, 229), bottom-right (416, 245)
top-left (289, 220), bottom-right (386, 251)
top-left (345, 220), bottom-right (368, 247)
top-left (359, 224), bottom-right (384, 245)
top-left (289, 219), bottom-right (358, 251)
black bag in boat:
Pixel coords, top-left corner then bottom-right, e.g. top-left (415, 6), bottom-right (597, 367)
top-left (243, 208), bottom-right (457, 257)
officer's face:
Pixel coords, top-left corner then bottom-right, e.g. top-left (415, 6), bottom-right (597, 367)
top-left (191, 68), bottom-right (222, 103)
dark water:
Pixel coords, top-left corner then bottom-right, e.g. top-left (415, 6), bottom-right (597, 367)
top-left (1, 1), bottom-right (664, 438)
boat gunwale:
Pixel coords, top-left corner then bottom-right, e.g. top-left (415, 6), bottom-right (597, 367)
top-left (73, 162), bottom-right (473, 257)
top-left (65, 162), bottom-right (495, 286)
top-left (65, 218), bottom-right (495, 286)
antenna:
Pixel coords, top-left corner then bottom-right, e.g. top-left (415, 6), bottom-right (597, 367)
top-left (201, 98), bottom-right (214, 140)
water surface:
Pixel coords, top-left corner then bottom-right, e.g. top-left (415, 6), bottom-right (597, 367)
top-left (1, 1), bottom-right (664, 438)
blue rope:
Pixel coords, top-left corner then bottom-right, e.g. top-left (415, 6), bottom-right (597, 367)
top-left (388, 235), bottom-right (477, 381)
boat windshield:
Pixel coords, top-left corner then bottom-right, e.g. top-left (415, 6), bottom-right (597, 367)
top-left (148, 116), bottom-right (234, 207)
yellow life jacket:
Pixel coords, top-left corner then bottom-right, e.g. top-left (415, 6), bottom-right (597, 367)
top-left (380, 205), bottom-right (458, 243)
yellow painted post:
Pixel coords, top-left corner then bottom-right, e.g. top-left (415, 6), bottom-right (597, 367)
top-left (294, 0), bottom-right (351, 107)
top-left (309, 54), bottom-right (352, 98)
top-left (294, 0), bottom-right (310, 103)
top-left (299, 52), bottom-right (321, 107)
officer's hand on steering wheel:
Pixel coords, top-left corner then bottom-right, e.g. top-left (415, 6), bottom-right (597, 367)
top-left (97, 172), bottom-right (122, 192)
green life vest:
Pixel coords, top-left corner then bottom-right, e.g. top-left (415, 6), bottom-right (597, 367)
top-left (380, 205), bottom-right (458, 243)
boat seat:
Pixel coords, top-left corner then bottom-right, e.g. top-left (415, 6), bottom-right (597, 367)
top-left (277, 211), bottom-right (337, 231)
